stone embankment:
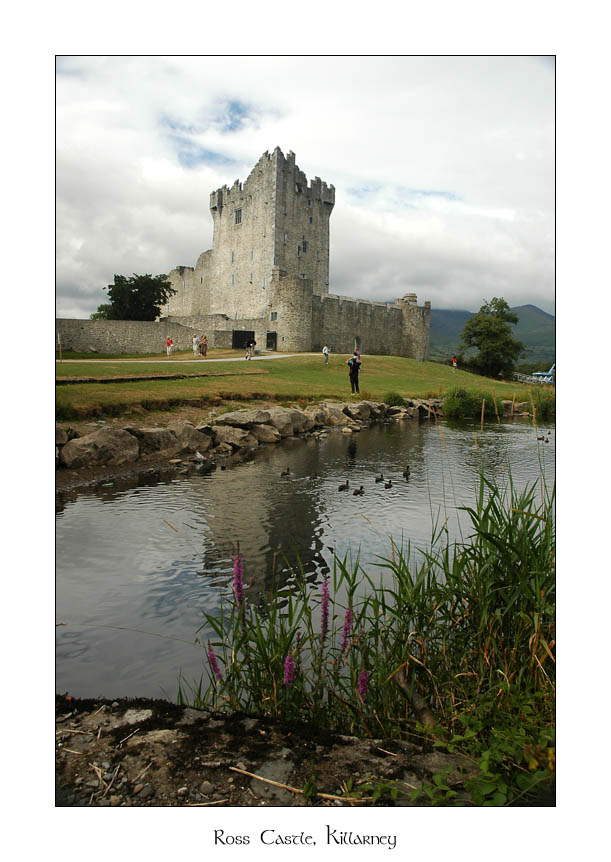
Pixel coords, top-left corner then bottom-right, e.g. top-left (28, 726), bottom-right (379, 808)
top-left (55, 399), bottom-right (444, 476)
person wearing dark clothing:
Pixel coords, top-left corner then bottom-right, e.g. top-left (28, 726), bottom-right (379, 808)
top-left (347, 352), bottom-right (361, 394)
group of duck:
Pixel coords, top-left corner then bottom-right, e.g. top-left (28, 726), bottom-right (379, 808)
top-left (280, 466), bottom-right (411, 494)
top-left (339, 466), bottom-right (410, 495)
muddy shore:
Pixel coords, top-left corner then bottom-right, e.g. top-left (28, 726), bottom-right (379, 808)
top-left (55, 696), bottom-right (478, 807)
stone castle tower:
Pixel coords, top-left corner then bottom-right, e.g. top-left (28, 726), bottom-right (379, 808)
top-left (207, 147), bottom-right (334, 319)
top-left (163, 148), bottom-right (430, 359)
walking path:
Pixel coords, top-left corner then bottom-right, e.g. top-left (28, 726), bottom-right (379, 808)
top-left (56, 352), bottom-right (320, 364)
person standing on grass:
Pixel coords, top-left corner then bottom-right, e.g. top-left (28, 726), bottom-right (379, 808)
top-left (347, 351), bottom-right (361, 395)
top-left (192, 335), bottom-right (199, 357)
top-left (322, 344), bottom-right (329, 364)
top-left (452, 356), bottom-right (457, 371)
top-left (166, 336), bottom-right (173, 357)
top-left (201, 335), bottom-right (208, 357)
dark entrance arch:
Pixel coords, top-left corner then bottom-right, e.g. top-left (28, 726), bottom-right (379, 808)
top-left (232, 330), bottom-right (254, 350)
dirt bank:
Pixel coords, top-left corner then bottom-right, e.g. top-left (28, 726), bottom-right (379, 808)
top-left (55, 696), bottom-right (477, 807)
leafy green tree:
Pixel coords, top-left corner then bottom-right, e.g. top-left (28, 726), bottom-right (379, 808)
top-left (459, 297), bottom-right (525, 379)
top-left (90, 303), bottom-right (113, 319)
top-left (93, 274), bottom-right (176, 321)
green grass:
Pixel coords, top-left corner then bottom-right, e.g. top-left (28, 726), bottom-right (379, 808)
top-left (56, 353), bottom-right (550, 420)
top-left (182, 472), bottom-right (555, 806)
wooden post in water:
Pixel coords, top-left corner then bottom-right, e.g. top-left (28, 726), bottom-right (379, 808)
top-left (480, 399), bottom-right (485, 431)
top-left (493, 393), bottom-right (500, 424)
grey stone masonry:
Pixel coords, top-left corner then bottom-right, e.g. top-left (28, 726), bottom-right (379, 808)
top-left (161, 148), bottom-right (429, 359)
top-left (63, 148), bottom-right (430, 358)
top-left (55, 319), bottom-right (205, 355)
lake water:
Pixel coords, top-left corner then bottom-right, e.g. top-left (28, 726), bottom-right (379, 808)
top-left (56, 417), bottom-right (555, 699)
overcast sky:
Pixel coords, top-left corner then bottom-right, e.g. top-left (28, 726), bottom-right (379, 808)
top-left (56, 55), bottom-right (555, 318)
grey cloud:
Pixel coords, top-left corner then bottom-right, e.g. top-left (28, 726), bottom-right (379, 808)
top-left (56, 56), bottom-right (554, 319)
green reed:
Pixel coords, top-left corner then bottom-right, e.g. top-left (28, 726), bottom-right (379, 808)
top-left (183, 471), bottom-right (554, 804)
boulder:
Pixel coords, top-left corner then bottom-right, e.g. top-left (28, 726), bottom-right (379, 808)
top-left (362, 401), bottom-right (388, 418)
top-left (123, 427), bottom-right (177, 454)
top-left (214, 409), bottom-right (271, 427)
top-left (56, 427), bottom-right (68, 446)
top-left (167, 421), bottom-right (213, 453)
top-left (265, 407), bottom-right (298, 437)
top-left (212, 425), bottom-right (259, 450)
top-left (250, 424), bottom-right (282, 443)
top-left (282, 408), bottom-right (315, 433)
top-left (343, 401), bottom-right (372, 421)
top-left (210, 442), bottom-right (234, 457)
top-left (303, 406), bottom-right (327, 426)
top-left (318, 404), bottom-right (357, 427)
top-left (59, 428), bottom-right (139, 469)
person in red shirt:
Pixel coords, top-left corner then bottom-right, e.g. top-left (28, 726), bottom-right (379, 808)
top-left (166, 336), bottom-right (173, 357)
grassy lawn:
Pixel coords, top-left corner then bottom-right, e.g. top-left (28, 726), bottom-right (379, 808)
top-left (56, 351), bottom-right (549, 420)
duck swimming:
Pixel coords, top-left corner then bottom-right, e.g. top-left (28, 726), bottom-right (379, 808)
top-left (384, 479), bottom-right (392, 489)
top-left (402, 466), bottom-right (410, 479)
top-left (281, 468), bottom-right (291, 477)
top-left (375, 474), bottom-right (384, 483)
top-left (338, 480), bottom-right (350, 491)
top-left (353, 486), bottom-right (365, 496)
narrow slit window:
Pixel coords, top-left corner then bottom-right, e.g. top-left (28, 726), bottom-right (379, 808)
top-left (234, 208), bottom-right (242, 225)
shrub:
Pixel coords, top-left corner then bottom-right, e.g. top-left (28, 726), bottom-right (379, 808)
top-left (530, 389), bottom-right (556, 422)
top-left (383, 391), bottom-right (407, 407)
top-left (442, 387), bottom-right (497, 419)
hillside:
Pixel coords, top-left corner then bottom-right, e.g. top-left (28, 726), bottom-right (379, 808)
top-left (429, 304), bottom-right (555, 365)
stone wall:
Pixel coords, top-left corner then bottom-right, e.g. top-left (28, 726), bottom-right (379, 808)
top-left (55, 319), bottom-right (204, 355)
top-left (309, 293), bottom-right (430, 359)
top-left (165, 251), bottom-right (212, 318)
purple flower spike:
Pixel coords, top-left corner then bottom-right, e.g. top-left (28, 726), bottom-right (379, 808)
top-left (284, 653), bottom-right (295, 686)
top-left (320, 578), bottom-right (330, 644)
top-left (358, 669), bottom-right (370, 700)
top-left (207, 643), bottom-right (223, 682)
top-left (340, 607), bottom-right (353, 653)
top-left (233, 554), bottom-right (245, 610)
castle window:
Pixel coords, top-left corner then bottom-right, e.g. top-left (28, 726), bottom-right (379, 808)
top-left (250, 273), bottom-right (253, 283)
top-left (307, 199), bottom-right (312, 206)
top-left (231, 274), bottom-right (235, 286)
top-left (250, 249), bottom-right (254, 260)
top-left (309, 216), bottom-right (313, 224)
top-left (234, 208), bottom-right (242, 225)
top-left (271, 312), bottom-right (277, 321)
top-left (231, 250), bottom-right (234, 263)
top-left (302, 240), bottom-right (308, 253)
top-left (283, 232), bottom-right (288, 243)
top-left (295, 183), bottom-right (302, 193)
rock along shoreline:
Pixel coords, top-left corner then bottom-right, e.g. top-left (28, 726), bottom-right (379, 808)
top-left (55, 398), bottom-right (451, 491)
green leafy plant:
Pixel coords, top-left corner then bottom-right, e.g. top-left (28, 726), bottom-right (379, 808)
top-left (383, 391), bottom-right (407, 407)
top-left (185, 472), bottom-right (555, 806)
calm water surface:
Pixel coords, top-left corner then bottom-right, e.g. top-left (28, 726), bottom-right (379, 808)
top-left (56, 418), bottom-right (554, 698)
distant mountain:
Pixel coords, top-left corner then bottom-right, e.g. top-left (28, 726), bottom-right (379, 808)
top-left (429, 304), bottom-right (555, 365)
